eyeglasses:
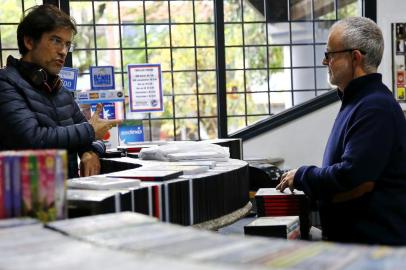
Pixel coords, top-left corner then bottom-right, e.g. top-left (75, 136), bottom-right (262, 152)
top-left (324, 49), bottom-right (366, 61)
top-left (49, 36), bottom-right (75, 53)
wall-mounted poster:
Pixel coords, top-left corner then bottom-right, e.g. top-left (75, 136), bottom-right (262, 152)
top-left (395, 23), bottom-right (405, 55)
top-left (127, 64), bottom-right (163, 113)
top-left (393, 23), bottom-right (406, 101)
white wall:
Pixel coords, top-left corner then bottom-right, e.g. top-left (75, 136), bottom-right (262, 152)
top-left (377, 0), bottom-right (406, 89)
top-left (243, 101), bottom-right (340, 169)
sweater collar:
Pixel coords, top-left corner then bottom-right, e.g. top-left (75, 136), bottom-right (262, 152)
top-left (337, 73), bottom-right (382, 103)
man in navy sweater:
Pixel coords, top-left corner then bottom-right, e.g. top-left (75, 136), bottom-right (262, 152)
top-left (276, 17), bottom-right (406, 245)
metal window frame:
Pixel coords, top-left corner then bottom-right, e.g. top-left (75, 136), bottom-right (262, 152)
top-left (1, 0), bottom-right (374, 142)
top-left (227, 0), bottom-right (376, 140)
top-left (62, 0), bottom-right (219, 141)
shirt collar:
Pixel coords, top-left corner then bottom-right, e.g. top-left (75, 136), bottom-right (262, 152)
top-left (337, 73), bottom-right (382, 103)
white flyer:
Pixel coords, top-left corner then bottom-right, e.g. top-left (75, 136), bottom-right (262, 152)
top-left (128, 64), bottom-right (163, 113)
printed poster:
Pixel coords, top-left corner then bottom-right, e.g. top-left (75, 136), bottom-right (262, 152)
top-left (128, 64), bottom-right (163, 113)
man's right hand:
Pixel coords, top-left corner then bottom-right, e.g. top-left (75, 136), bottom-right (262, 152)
top-left (89, 103), bottom-right (123, 140)
top-left (276, 169), bottom-right (297, 193)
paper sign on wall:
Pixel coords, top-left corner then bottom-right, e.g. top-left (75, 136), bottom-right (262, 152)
top-left (128, 64), bottom-right (163, 113)
top-left (90, 66), bottom-right (115, 90)
top-left (59, 67), bottom-right (78, 91)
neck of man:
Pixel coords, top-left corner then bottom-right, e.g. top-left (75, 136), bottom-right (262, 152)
top-left (21, 53), bottom-right (33, 64)
top-left (339, 66), bottom-right (375, 92)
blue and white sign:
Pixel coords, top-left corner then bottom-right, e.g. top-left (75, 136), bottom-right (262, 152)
top-left (74, 90), bottom-right (125, 104)
top-left (119, 121), bottom-right (144, 144)
top-left (59, 67), bottom-right (78, 91)
top-left (91, 103), bottom-right (116, 120)
top-left (90, 66), bottom-right (115, 90)
top-left (128, 64), bottom-right (163, 113)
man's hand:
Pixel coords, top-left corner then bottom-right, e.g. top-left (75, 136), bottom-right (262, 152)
top-left (276, 169), bottom-right (298, 193)
top-left (80, 151), bottom-right (101, 177)
top-left (89, 103), bottom-right (123, 140)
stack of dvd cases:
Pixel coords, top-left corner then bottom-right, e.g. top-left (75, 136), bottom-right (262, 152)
top-left (0, 150), bottom-right (67, 222)
top-left (5, 212), bottom-right (406, 269)
top-left (67, 158), bottom-right (249, 226)
top-left (67, 182), bottom-right (160, 218)
top-left (244, 216), bottom-right (300, 239)
top-left (255, 188), bottom-right (310, 239)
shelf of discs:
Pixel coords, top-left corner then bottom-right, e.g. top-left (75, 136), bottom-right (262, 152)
top-left (67, 157), bottom-right (250, 226)
top-left (393, 23), bottom-right (406, 102)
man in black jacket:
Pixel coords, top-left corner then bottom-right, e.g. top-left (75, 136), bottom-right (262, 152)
top-left (0, 4), bottom-right (121, 178)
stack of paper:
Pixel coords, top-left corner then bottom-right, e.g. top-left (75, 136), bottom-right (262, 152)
top-left (68, 177), bottom-right (140, 190)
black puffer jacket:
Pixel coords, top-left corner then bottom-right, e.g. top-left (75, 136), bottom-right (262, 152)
top-left (0, 56), bottom-right (105, 178)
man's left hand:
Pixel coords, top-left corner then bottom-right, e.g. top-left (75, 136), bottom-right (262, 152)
top-left (80, 151), bottom-right (101, 177)
top-left (276, 169), bottom-right (298, 193)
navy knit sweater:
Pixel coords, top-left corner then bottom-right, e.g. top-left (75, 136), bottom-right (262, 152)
top-left (294, 73), bottom-right (406, 245)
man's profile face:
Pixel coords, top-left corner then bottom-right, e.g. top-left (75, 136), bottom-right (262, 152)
top-left (23, 27), bottom-right (73, 76)
top-left (323, 27), bottom-right (353, 91)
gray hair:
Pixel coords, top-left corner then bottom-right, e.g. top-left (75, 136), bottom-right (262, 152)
top-left (332, 17), bottom-right (384, 73)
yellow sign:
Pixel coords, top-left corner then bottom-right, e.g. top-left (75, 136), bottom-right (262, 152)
top-left (397, 87), bottom-right (405, 100)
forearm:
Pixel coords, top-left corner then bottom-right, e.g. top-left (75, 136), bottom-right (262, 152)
top-left (1, 121), bottom-right (95, 150)
top-left (295, 107), bottom-right (396, 200)
top-left (78, 140), bottom-right (106, 158)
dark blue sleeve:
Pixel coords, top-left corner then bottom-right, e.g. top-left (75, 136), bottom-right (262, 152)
top-left (0, 79), bottom-right (95, 151)
top-left (294, 107), bottom-right (395, 200)
top-left (69, 96), bottom-right (106, 157)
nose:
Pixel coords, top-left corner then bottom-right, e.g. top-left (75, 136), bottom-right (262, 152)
top-left (57, 46), bottom-right (68, 57)
top-left (322, 57), bottom-right (329, 66)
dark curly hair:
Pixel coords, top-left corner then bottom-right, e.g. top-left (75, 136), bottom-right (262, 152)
top-left (17, 4), bottom-right (77, 56)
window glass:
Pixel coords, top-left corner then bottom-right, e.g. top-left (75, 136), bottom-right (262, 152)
top-left (0, 0), bottom-right (364, 139)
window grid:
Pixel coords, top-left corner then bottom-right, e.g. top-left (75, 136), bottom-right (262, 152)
top-left (0, 0), bottom-right (363, 140)
top-left (167, 0), bottom-right (175, 140)
top-left (192, 0), bottom-right (201, 139)
top-left (312, 0), bottom-right (318, 98)
top-left (240, 0), bottom-right (248, 127)
top-left (224, 0), bottom-right (362, 133)
top-left (264, 5), bottom-right (271, 118)
top-left (0, 0), bottom-right (44, 66)
top-left (69, 0), bottom-right (217, 141)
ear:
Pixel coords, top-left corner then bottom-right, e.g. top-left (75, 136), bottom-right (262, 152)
top-left (352, 50), bottom-right (363, 62)
top-left (23, 36), bottom-right (35, 51)
top-left (352, 50), bottom-right (367, 75)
